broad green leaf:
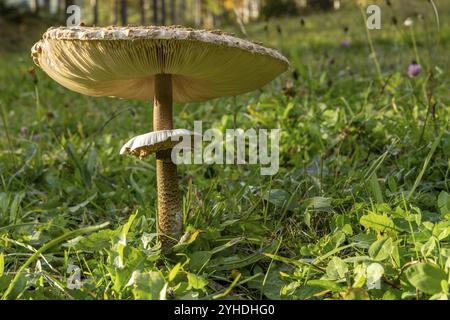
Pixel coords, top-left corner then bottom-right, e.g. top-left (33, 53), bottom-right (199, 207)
top-left (438, 227), bottom-right (450, 241)
top-left (433, 221), bottom-right (450, 241)
top-left (368, 237), bottom-right (393, 261)
top-left (351, 233), bottom-right (377, 249)
top-left (326, 257), bottom-right (348, 280)
top-left (188, 251), bottom-right (212, 272)
top-left (111, 247), bottom-right (146, 293)
top-left (307, 279), bottom-right (343, 292)
top-left (445, 257), bottom-right (450, 273)
top-left (353, 264), bottom-right (366, 288)
top-left (280, 281), bottom-right (300, 296)
top-left (405, 263), bottom-right (447, 295)
top-left (0, 193), bottom-right (9, 221)
top-left (114, 213), bottom-right (137, 269)
top-left (323, 231), bottom-right (346, 252)
top-left (187, 273), bottom-right (208, 291)
top-left (391, 244), bottom-right (401, 267)
top-left (248, 268), bottom-right (284, 300)
top-left (421, 237), bottom-right (436, 257)
top-left (0, 275), bottom-right (12, 291)
top-left (441, 280), bottom-right (449, 293)
top-left (382, 289), bottom-right (401, 300)
top-left (1, 274), bottom-right (27, 299)
top-left (263, 189), bottom-right (297, 211)
top-left (305, 197), bottom-right (332, 211)
top-left (131, 271), bottom-right (166, 300)
top-left (65, 229), bottom-right (116, 250)
top-left (86, 148), bottom-right (97, 176)
top-left (168, 263), bottom-right (182, 282)
top-left (264, 189), bottom-right (290, 207)
top-left (360, 212), bottom-right (396, 234)
top-left (342, 224), bottom-right (353, 236)
top-left (368, 172), bottom-right (384, 204)
top-left (9, 192), bottom-right (25, 224)
top-left (344, 256), bottom-right (371, 264)
top-left (285, 284), bottom-right (324, 300)
top-left (438, 192), bottom-right (450, 215)
top-left (430, 292), bottom-right (449, 300)
top-left (387, 176), bottom-right (398, 193)
top-left (179, 229), bottom-right (202, 245)
top-left (342, 287), bottom-right (370, 300)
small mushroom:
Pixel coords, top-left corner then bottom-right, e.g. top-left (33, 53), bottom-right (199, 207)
top-left (120, 129), bottom-right (198, 159)
top-left (31, 26), bottom-right (289, 248)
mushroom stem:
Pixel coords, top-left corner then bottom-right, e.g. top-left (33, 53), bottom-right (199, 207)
top-left (154, 74), bottom-right (182, 248)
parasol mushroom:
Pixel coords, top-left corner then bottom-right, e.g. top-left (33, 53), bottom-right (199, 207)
top-left (31, 26), bottom-right (289, 248)
top-left (119, 129), bottom-right (199, 159)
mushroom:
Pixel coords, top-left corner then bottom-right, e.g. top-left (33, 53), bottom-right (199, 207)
top-left (31, 26), bottom-right (289, 248)
top-left (119, 129), bottom-right (198, 159)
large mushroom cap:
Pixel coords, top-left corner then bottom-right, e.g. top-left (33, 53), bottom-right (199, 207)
top-left (31, 26), bottom-right (290, 103)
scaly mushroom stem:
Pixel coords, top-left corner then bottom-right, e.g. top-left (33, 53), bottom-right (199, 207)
top-left (153, 74), bottom-right (182, 248)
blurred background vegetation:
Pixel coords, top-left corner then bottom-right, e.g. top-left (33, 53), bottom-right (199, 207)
top-left (1, 0), bottom-right (446, 53)
top-left (2, 0), bottom-right (361, 27)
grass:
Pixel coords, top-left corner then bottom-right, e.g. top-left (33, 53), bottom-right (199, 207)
top-left (0, 0), bottom-right (450, 300)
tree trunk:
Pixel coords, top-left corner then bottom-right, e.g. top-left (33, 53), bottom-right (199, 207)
top-left (194, 0), bottom-right (202, 27)
top-left (56, 0), bottom-right (60, 16)
top-left (31, 0), bottom-right (39, 13)
top-left (56, 0), bottom-right (62, 17)
top-left (170, 0), bottom-right (176, 25)
top-left (63, 0), bottom-right (74, 20)
top-left (161, 0), bottom-right (166, 25)
top-left (178, 0), bottom-right (185, 24)
top-left (152, 0), bottom-right (158, 25)
top-left (91, 0), bottom-right (99, 25)
top-left (121, 0), bottom-right (127, 25)
top-left (334, 0), bottom-right (341, 10)
top-left (43, 0), bottom-right (51, 14)
top-left (139, 0), bottom-right (146, 24)
top-left (112, 0), bottom-right (118, 25)
top-left (64, 0), bottom-right (74, 9)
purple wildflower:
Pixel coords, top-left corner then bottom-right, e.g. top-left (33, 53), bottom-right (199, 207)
top-left (408, 62), bottom-right (421, 77)
top-left (340, 40), bottom-right (350, 48)
top-left (20, 126), bottom-right (28, 135)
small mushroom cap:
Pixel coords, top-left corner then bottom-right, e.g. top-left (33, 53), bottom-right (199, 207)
top-left (120, 129), bottom-right (199, 159)
top-left (31, 26), bottom-right (289, 103)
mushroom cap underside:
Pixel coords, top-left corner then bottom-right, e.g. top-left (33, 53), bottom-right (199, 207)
top-left (120, 129), bottom-right (199, 159)
top-left (31, 26), bottom-right (290, 103)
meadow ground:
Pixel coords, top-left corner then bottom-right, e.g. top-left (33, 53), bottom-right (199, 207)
top-left (0, 1), bottom-right (449, 300)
